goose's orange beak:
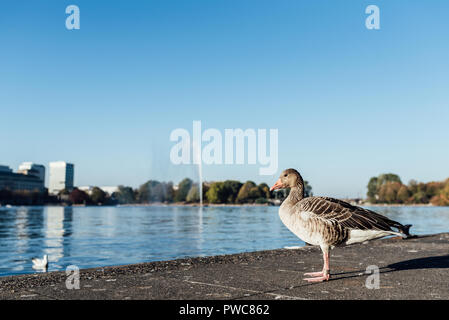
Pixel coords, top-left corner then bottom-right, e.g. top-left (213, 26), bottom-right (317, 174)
top-left (270, 178), bottom-right (284, 191)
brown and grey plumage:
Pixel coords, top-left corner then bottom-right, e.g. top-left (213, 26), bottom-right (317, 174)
top-left (270, 168), bottom-right (412, 282)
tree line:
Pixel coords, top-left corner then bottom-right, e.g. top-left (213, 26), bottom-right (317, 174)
top-left (103, 178), bottom-right (313, 206)
top-left (3, 173), bottom-right (449, 206)
top-left (0, 178), bottom-right (312, 206)
top-left (367, 173), bottom-right (449, 206)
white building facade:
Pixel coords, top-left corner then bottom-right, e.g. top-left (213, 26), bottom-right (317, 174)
top-left (49, 162), bottom-right (74, 195)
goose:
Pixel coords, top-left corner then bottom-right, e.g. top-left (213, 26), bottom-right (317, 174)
top-left (32, 254), bottom-right (48, 270)
top-left (270, 168), bottom-right (412, 283)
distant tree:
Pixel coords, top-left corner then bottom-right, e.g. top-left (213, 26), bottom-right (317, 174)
top-left (137, 180), bottom-right (175, 203)
top-left (425, 182), bottom-right (445, 200)
top-left (90, 187), bottom-right (107, 205)
top-left (367, 177), bottom-right (379, 202)
top-left (236, 181), bottom-right (257, 203)
top-left (411, 190), bottom-right (428, 204)
top-left (377, 184), bottom-right (388, 203)
top-left (304, 180), bottom-right (313, 198)
top-left (69, 188), bottom-right (90, 205)
top-left (165, 182), bottom-right (175, 203)
top-left (137, 182), bottom-right (152, 203)
top-left (397, 185), bottom-right (411, 204)
top-left (258, 183), bottom-right (271, 199)
top-left (377, 173), bottom-right (402, 186)
top-left (408, 179), bottom-right (418, 195)
top-left (431, 179), bottom-right (449, 206)
top-left (274, 188), bottom-right (289, 201)
top-left (206, 182), bottom-right (227, 204)
top-left (379, 182), bottom-right (402, 203)
top-left (174, 178), bottom-right (193, 202)
top-left (366, 173), bottom-right (402, 203)
top-left (248, 186), bottom-right (262, 200)
top-left (186, 184), bottom-right (200, 203)
top-left (381, 184), bottom-right (390, 203)
top-left (58, 188), bottom-right (71, 196)
top-left (113, 185), bottom-right (135, 204)
top-left (151, 182), bottom-right (166, 202)
top-left (222, 180), bottom-right (243, 203)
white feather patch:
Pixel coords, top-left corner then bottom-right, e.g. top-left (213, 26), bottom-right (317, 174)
top-left (346, 229), bottom-right (401, 245)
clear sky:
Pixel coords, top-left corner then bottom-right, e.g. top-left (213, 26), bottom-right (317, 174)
top-left (1, 0), bottom-right (448, 198)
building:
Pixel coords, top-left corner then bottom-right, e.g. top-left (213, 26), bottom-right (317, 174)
top-left (0, 165), bottom-right (12, 174)
top-left (78, 186), bottom-right (119, 195)
top-left (49, 162), bottom-right (74, 195)
top-left (18, 162), bottom-right (46, 184)
top-left (78, 186), bottom-right (94, 195)
top-left (99, 186), bottom-right (119, 195)
top-left (0, 165), bottom-right (45, 192)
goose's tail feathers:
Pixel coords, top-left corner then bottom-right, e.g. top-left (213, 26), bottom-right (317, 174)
top-left (398, 224), bottom-right (414, 238)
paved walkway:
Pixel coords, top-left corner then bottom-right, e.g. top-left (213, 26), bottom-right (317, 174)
top-left (1, 233), bottom-right (448, 299)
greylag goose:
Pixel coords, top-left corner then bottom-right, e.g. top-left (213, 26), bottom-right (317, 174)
top-left (270, 168), bottom-right (412, 283)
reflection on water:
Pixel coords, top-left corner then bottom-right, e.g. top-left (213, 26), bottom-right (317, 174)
top-left (0, 205), bottom-right (448, 277)
top-left (0, 207), bottom-right (73, 275)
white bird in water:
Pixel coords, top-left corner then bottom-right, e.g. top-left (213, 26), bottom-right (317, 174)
top-left (32, 255), bottom-right (48, 270)
top-left (271, 168), bottom-right (412, 283)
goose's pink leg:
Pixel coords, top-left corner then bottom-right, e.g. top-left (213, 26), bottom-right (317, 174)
top-left (304, 249), bottom-right (330, 282)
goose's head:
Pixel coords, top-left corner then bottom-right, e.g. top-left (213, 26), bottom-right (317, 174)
top-left (270, 168), bottom-right (302, 191)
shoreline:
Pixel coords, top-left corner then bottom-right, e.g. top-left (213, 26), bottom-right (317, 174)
top-left (363, 203), bottom-right (436, 207)
top-left (1, 202), bottom-right (443, 208)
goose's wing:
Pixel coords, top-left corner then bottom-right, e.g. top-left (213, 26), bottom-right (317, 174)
top-left (294, 196), bottom-right (401, 231)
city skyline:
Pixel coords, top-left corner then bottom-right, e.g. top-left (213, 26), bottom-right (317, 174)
top-left (1, 1), bottom-right (449, 198)
top-left (0, 161), bottom-right (74, 194)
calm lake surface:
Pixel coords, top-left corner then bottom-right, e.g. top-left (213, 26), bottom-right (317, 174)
top-left (1, 205), bottom-right (448, 277)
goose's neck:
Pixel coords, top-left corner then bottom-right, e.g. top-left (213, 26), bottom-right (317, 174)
top-left (284, 181), bottom-right (305, 207)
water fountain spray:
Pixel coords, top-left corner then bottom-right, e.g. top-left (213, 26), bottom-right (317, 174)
top-left (192, 140), bottom-right (203, 207)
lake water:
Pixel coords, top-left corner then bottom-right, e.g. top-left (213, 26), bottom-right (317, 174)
top-left (0, 205), bottom-right (448, 277)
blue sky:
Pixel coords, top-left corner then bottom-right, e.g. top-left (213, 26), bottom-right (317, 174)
top-left (1, 0), bottom-right (448, 198)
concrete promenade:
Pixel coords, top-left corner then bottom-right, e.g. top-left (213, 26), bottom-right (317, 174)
top-left (1, 233), bottom-right (448, 300)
